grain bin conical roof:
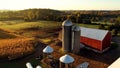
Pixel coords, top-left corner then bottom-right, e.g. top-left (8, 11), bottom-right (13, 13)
top-left (72, 25), bottom-right (81, 31)
top-left (62, 20), bottom-right (73, 26)
top-left (43, 46), bottom-right (53, 53)
top-left (26, 62), bottom-right (33, 68)
top-left (59, 54), bottom-right (74, 64)
top-left (36, 65), bottom-right (42, 68)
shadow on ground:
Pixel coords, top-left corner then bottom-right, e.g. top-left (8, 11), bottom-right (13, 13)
top-left (78, 36), bottom-right (120, 65)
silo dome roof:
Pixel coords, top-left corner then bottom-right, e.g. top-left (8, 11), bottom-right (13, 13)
top-left (43, 46), bottom-right (53, 53)
top-left (59, 54), bottom-right (74, 64)
top-left (62, 20), bottom-right (73, 26)
top-left (26, 62), bottom-right (33, 68)
top-left (36, 65), bottom-right (42, 68)
top-left (73, 26), bottom-right (81, 31)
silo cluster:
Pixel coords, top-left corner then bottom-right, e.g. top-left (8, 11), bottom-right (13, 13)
top-left (62, 19), bottom-right (81, 53)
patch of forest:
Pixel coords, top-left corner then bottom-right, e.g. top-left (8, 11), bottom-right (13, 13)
top-left (0, 9), bottom-right (120, 23)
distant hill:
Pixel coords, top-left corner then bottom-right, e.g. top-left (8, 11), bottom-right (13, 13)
top-left (0, 8), bottom-right (119, 23)
top-left (0, 8), bottom-right (63, 21)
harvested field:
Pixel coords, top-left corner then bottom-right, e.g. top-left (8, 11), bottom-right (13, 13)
top-left (0, 28), bottom-right (21, 39)
top-left (0, 38), bottom-right (37, 60)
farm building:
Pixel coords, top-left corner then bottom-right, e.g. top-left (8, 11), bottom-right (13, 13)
top-left (59, 26), bottom-right (111, 53)
top-left (59, 20), bottom-right (111, 53)
top-left (80, 27), bottom-right (111, 53)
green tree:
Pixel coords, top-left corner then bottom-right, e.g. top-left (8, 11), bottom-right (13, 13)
top-left (116, 16), bottom-right (120, 23)
top-left (98, 24), bottom-right (105, 30)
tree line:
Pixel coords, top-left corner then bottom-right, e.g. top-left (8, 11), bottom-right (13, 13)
top-left (0, 9), bottom-right (120, 24)
top-left (0, 9), bottom-right (63, 21)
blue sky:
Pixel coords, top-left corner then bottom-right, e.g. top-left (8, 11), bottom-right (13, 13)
top-left (0, 0), bottom-right (119, 10)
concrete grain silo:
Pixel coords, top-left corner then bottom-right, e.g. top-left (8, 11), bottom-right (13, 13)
top-left (62, 19), bottom-right (73, 52)
top-left (72, 26), bottom-right (81, 54)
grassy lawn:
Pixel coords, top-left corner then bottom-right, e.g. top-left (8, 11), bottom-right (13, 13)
top-left (0, 20), bottom-right (62, 38)
top-left (92, 22), bottom-right (114, 25)
top-left (76, 23), bottom-right (99, 29)
top-left (0, 20), bottom-right (101, 31)
top-left (0, 20), bottom-right (61, 31)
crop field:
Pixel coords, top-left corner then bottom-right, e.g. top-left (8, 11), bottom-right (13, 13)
top-left (0, 29), bottom-right (17, 39)
top-left (0, 20), bottom-right (62, 68)
top-left (0, 38), bottom-right (36, 59)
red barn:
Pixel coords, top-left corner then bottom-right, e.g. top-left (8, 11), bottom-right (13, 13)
top-left (80, 27), bottom-right (111, 53)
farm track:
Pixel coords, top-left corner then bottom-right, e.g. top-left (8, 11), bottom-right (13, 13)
top-left (17, 41), bottom-right (47, 62)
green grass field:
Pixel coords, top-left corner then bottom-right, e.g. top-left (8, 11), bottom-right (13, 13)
top-left (0, 20), bottom-right (61, 31)
top-left (76, 23), bottom-right (99, 29)
top-left (0, 19), bottom-right (116, 31)
top-left (0, 20), bottom-right (100, 31)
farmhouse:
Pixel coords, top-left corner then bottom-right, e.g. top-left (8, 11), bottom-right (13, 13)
top-left (80, 27), bottom-right (111, 53)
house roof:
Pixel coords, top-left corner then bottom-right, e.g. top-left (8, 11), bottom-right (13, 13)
top-left (62, 20), bottom-right (73, 26)
top-left (59, 54), bottom-right (74, 64)
top-left (43, 46), bottom-right (53, 53)
top-left (108, 57), bottom-right (120, 68)
top-left (80, 27), bottom-right (109, 41)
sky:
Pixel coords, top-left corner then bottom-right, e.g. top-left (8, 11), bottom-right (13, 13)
top-left (0, 0), bottom-right (120, 10)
